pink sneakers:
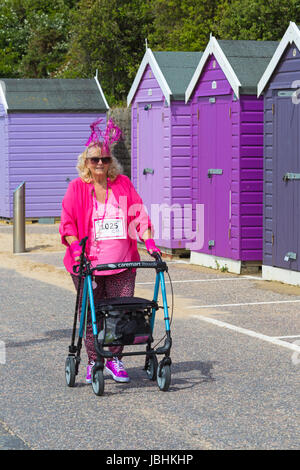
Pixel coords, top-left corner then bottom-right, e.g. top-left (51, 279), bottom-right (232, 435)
top-left (86, 361), bottom-right (95, 384)
top-left (105, 357), bottom-right (130, 383)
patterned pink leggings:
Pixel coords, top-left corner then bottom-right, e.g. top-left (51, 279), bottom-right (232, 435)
top-left (71, 269), bottom-right (136, 363)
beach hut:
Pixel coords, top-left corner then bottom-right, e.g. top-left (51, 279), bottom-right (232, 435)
top-left (0, 77), bottom-right (109, 221)
top-left (185, 37), bottom-right (278, 273)
top-left (127, 48), bottom-right (202, 253)
top-left (258, 22), bottom-right (300, 285)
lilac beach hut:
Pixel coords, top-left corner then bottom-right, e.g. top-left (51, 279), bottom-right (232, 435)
top-left (258, 22), bottom-right (300, 285)
top-left (0, 77), bottom-right (109, 221)
top-left (185, 37), bottom-right (278, 273)
top-left (127, 48), bottom-right (202, 253)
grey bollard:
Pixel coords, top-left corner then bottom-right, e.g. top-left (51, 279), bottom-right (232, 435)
top-left (13, 182), bottom-right (26, 253)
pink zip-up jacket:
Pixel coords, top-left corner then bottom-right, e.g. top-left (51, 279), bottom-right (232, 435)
top-left (59, 175), bottom-right (153, 274)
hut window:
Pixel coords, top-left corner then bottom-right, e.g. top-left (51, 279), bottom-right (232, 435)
top-left (293, 48), bottom-right (297, 57)
top-left (212, 81), bottom-right (217, 89)
top-left (213, 60), bottom-right (216, 69)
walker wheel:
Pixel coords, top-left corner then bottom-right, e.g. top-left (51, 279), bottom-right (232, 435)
top-left (65, 356), bottom-right (76, 387)
top-left (146, 355), bottom-right (158, 381)
top-left (92, 369), bottom-right (105, 396)
top-left (157, 362), bottom-right (171, 392)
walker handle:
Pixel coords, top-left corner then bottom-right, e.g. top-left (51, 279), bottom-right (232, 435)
top-left (150, 251), bottom-right (163, 263)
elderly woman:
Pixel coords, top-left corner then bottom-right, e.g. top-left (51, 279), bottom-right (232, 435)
top-left (59, 119), bottom-right (160, 384)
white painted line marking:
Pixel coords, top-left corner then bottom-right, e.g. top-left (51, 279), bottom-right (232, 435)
top-left (243, 275), bottom-right (264, 280)
top-left (15, 251), bottom-right (65, 255)
top-left (191, 315), bottom-right (300, 353)
top-left (166, 260), bottom-right (190, 264)
top-left (187, 299), bottom-right (300, 309)
top-left (273, 335), bottom-right (300, 339)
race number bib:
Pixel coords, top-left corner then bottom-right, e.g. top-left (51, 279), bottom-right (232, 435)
top-left (94, 217), bottom-right (126, 240)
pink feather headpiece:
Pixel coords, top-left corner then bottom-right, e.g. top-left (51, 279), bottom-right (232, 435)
top-left (85, 118), bottom-right (122, 154)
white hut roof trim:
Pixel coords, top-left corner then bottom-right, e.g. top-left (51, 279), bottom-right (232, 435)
top-left (127, 49), bottom-right (202, 106)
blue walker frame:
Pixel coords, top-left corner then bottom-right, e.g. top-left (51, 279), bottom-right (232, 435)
top-left (65, 237), bottom-right (172, 394)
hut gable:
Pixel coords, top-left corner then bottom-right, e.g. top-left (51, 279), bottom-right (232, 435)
top-left (127, 48), bottom-right (202, 106)
top-left (186, 37), bottom-right (278, 101)
top-left (258, 22), bottom-right (300, 96)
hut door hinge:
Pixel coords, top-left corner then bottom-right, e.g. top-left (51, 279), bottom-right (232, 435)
top-left (272, 234), bottom-right (274, 246)
top-left (272, 103), bottom-right (275, 115)
top-left (229, 107), bottom-right (231, 118)
top-left (162, 111), bottom-right (164, 122)
top-left (197, 108), bottom-right (199, 120)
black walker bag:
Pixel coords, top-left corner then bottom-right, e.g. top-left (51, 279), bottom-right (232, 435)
top-left (95, 297), bottom-right (158, 346)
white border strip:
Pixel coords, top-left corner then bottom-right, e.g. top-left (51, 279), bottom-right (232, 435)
top-left (262, 264), bottom-right (300, 287)
top-left (191, 315), bottom-right (300, 354)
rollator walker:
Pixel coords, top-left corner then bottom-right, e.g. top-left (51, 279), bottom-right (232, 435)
top-left (65, 237), bottom-right (173, 396)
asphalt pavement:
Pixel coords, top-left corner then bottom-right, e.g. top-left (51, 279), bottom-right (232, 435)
top-left (1, 224), bottom-right (300, 451)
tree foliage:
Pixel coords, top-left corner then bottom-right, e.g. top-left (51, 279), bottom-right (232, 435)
top-left (57, 0), bottom-right (154, 105)
top-left (0, 0), bottom-right (300, 103)
top-left (148, 0), bottom-right (218, 52)
top-left (0, 0), bottom-right (74, 77)
top-left (212, 0), bottom-right (300, 40)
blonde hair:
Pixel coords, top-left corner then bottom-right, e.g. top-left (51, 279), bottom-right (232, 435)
top-left (76, 143), bottom-right (123, 183)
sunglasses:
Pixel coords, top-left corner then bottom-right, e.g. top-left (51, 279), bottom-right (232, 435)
top-left (87, 156), bottom-right (112, 165)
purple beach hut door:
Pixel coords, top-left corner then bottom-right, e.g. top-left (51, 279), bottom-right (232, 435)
top-left (274, 91), bottom-right (299, 271)
top-left (138, 101), bottom-right (164, 229)
top-left (198, 95), bottom-right (232, 258)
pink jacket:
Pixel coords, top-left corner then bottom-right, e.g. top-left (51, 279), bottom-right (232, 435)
top-left (59, 175), bottom-right (153, 274)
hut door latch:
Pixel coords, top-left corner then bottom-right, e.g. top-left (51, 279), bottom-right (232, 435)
top-left (284, 252), bottom-right (297, 262)
top-left (143, 168), bottom-right (154, 175)
top-left (208, 169), bottom-right (223, 178)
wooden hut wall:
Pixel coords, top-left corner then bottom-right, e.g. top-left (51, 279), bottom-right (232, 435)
top-left (131, 64), bottom-right (172, 248)
top-left (0, 104), bottom-right (8, 217)
top-left (263, 43), bottom-right (300, 270)
top-left (6, 112), bottom-right (106, 219)
top-left (131, 63), bottom-right (196, 249)
top-left (190, 54), bottom-right (264, 262)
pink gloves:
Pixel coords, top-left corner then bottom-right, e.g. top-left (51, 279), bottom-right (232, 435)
top-left (145, 238), bottom-right (161, 255)
top-left (69, 240), bottom-right (82, 262)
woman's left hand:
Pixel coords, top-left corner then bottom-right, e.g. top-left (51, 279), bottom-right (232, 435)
top-left (144, 238), bottom-right (161, 256)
